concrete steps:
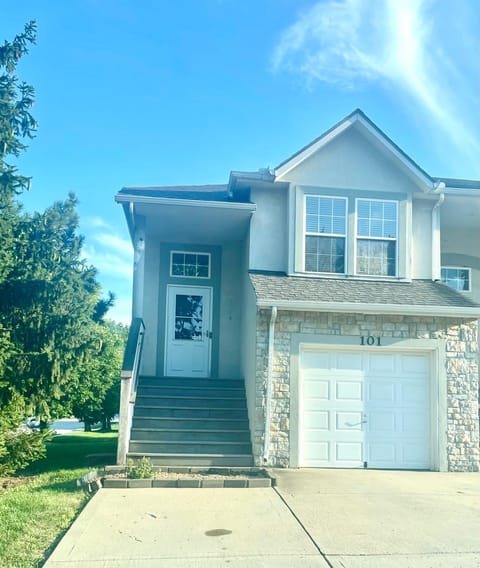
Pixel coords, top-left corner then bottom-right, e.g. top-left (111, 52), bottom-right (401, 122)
top-left (128, 376), bottom-right (253, 467)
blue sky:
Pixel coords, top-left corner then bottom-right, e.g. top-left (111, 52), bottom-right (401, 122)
top-left (4, 0), bottom-right (480, 323)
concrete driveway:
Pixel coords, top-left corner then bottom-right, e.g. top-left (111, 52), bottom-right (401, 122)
top-left (44, 470), bottom-right (480, 567)
top-left (274, 469), bottom-right (480, 567)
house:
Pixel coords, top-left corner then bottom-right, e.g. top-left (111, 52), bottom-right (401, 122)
top-left (115, 109), bottom-right (480, 472)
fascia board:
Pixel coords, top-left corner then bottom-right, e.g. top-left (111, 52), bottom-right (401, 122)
top-left (444, 188), bottom-right (480, 196)
top-left (256, 299), bottom-right (480, 318)
top-left (115, 193), bottom-right (256, 212)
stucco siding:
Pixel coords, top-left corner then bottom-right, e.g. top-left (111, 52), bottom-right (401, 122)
top-left (412, 200), bottom-right (434, 279)
top-left (218, 242), bottom-right (243, 378)
top-left (140, 224), bottom-right (160, 375)
top-left (249, 186), bottom-right (288, 272)
top-left (281, 127), bottom-right (420, 194)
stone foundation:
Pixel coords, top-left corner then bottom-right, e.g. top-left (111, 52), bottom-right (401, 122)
top-left (253, 311), bottom-right (480, 472)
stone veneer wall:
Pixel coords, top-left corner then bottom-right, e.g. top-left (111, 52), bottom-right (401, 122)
top-left (254, 310), bottom-right (480, 472)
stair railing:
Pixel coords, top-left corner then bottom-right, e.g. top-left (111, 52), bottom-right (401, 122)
top-left (116, 318), bottom-right (145, 465)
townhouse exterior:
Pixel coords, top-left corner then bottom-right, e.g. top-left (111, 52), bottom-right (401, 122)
top-left (116, 109), bottom-right (480, 471)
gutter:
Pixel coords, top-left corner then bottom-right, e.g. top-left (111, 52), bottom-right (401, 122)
top-left (115, 193), bottom-right (256, 212)
top-left (256, 299), bottom-right (480, 318)
top-left (263, 306), bottom-right (277, 463)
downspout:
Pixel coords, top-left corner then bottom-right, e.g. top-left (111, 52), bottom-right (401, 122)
top-left (431, 182), bottom-right (445, 281)
top-left (263, 306), bottom-right (277, 463)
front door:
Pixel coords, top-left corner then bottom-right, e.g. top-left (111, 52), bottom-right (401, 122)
top-left (165, 285), bottom-right (212, 377)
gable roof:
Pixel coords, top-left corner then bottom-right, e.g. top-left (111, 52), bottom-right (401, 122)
top-left (249, 273), bottom-right (480, 318)
top-left (274, 109), bottom-right (480, 194)
top-left (274, 109), bottom-right (436, 191)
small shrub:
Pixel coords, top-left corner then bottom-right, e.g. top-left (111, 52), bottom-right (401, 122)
top-left (128, 456), bottom-right (154, 479)
top-left (0, 395), bottom-right (53, 476)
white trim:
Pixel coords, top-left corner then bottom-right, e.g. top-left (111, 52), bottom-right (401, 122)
top-left (169, 251), bottom-right (211, 280)
top-left (115, 194), bottom-right (257, 212)
top-left (354, 197), bottom-right (399, 277)
top-left (256, 299), bottom-right (480, 318)
top-left (441, 266), bottom-right (472, 293)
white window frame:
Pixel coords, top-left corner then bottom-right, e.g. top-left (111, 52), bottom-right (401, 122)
top-left (304, 194), bottom-right (348, 274)
top-left (354, 198), bottom-right (399, 277)
top-left (440, 266), bottom-right (471, 292)
top-left (169, 251), bottom-right (211, 279)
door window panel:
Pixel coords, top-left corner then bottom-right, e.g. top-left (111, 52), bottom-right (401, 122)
top-left (174, 295), bottom-right (203, 340)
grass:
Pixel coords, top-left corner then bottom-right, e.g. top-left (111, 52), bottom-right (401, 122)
top-left (0, 428), bottom-right (118, 568)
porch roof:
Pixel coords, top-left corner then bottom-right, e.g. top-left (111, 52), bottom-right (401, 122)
top-left (117, 184), bottom-right (251, 203)
top-left (249, 273), bottom-right (480, 317)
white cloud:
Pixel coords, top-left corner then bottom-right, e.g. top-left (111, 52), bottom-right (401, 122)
top-left (80, 226), bottom-right (133, 324)
top-left (94, 232), bottom-right (133, 257)
top-left (105, 295), bottom-right (132, 326)
top-left (83, 244), bottom-right (133, 279)
top-left (272, 0), bottom-right (480, 172)
top-left (82, 215), bottom-right (113, 229)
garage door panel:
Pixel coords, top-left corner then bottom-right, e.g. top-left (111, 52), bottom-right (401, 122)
top-left (368, 382), bottom-right (395, 403)
top-left (401, 412), bottom-right (428, 433)
top-left (336, 381), bottom-right (363, 401)
top-left (401, 383), bottom-right (429, 404)
top-left (302, 351), bottom-right (331, 369)
top-left (336, 411), bottom-right (363, 430)
top-left (303, 442), bottom-right (330, 464)
top-left (304, 397), bottom-right (331, 411)
top-left (368, 354), bottom-right (396, 373)
top-left (368, 443), bottom-right (395, 463)
top-left (304, 411), bottom-right (329, 430)
top-left (368, 412), bottom-right (395, 432)
top-left (402, 443), bottom-right (429, 465)
top-left (303, 379), bottom-right (329, 399)
top-left (336, 442), bottom-right (363, 462)
top-left (336, 352), bottom-right (363, 370)
top-left (300, 349), bottom-right (431, 470)
top-left (401, 354), bottom-right (429, 374)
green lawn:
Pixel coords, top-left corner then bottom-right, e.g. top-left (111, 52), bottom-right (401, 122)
top-left (0, 429), bottom-right (118, 568)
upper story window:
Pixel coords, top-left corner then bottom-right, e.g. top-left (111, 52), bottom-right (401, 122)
top-left (170, 251), bottom-right (211, 279)
top-left (356, 199), bottom-right (398, 276)
top-left (305, 195), bottom-right (347, 273)
top-left (441, 266), bottom-right (471, 292)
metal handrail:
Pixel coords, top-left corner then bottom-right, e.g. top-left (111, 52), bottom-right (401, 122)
top-left (116, 318), bottom-right (145, 465)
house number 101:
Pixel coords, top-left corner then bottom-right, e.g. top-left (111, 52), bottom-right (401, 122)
top-left (360, 335), bottom-right (381, 346)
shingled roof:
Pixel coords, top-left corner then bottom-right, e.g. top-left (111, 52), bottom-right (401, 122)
top-left (117, 184), bottom-right (252, 203)
top-left (249, 273), bottom-right (480, 316)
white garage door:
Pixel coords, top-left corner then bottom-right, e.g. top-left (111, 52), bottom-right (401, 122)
top-left (300, 349), bottom-right (431, 470)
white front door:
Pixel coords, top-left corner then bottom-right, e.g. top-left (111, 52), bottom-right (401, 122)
top-left (165, 285), bottom-right (212, 378)
top-left (300, 349), bottom-right (431, 469)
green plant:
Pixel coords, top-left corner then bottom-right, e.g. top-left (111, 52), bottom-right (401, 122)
top-left (128, 456), bottom-right (154, 479)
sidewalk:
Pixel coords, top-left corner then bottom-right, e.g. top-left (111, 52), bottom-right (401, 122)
top-left (44, 488), bottom-right (328, 567)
